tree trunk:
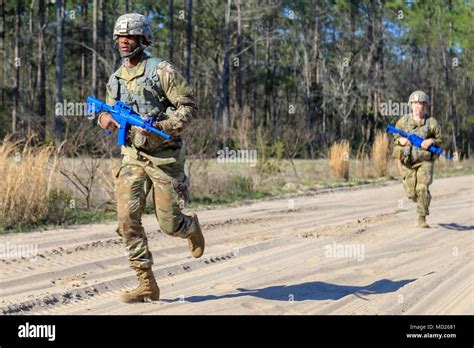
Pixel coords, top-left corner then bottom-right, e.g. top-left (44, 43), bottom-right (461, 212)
top-left (194, 0), bottom-right (202, 94)
top-left (168, 0), bottom-right (174, 62)
top-left (55, 0), bottom-right (65, 146)
top-left (250, 29), bottom-right (257, 131)
top-left (263, 2), bottom-right (275, 133)
top-left (184, 0), bottom-right (192, 82)
top-left (311, 13), bottom-right (323, 156)
top-left (0, 0), bottom-right (5, 105)
top-left (438, 4), bottom-right (457, 156)
top-left (302, 41), bottom-right (312, 130)
top-left (374, 0), bottom-right (384, 121)
top-left (235, 0), bottom-right (243, 110)
top-left (38, 0), bottom-right (46, 141)
top-left (365, 0), bottom-right (375, 117)
top-left (263, 24), bottom-right (269, 128)
top-left (218, 0), bottom-right (231, 145)
top-left (12, 0), bottom-right (21, 134)
top-left (80, 0), bottom-right (88, 99)
top-left (364, 0), bottom-right (384, 142)
top-left (27, 0), bottom-right (34, 108)
top-left (92, 0), bottom-right (98, 96)
top-left (99, 0), bottom-right (105, 98)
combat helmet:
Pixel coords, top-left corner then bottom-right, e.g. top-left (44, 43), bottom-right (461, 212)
top-left (113, 13), bottom-right (152, 58)
top-left (408, 90), bottom-right (430, 105)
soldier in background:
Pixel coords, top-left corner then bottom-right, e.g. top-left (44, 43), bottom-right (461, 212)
top-left (392, 91), bottom-right (443, 228)
top-left (97, 14), bottom-right (205, 303)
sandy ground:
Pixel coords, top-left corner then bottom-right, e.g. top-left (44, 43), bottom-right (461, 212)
top-left (0, 175), bottom-right (472, 315)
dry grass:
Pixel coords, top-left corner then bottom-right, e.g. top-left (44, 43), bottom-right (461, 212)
top-left (437, 154), bottom-right (458, 171)
top-left (0, 138), bottom-right (65, 231)
top-left (97, 158), bottom-right (121, 211)
top-left (353, 144), bottom-right (372, 179)
top-left (328, 140), bottom-right (350, 180)
top-left (372, 131), bottom-right (389, 177)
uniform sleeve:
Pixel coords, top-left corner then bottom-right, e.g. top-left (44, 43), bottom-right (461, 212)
top-left (156, 62), bottom-right (198, 134)
top-left (105, 83), bottom-right (116, 107)
top-left (97, 76), bottom-right (116, 129)
top-left (429, 119), bottom-right (443, 147)
top-left (392, 117), bottom-right (404, 145)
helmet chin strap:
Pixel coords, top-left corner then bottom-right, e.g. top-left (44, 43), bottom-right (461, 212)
top-left (118, 36), bottom-right (149, 59)
top-left (120, 44), bottom-right (146, 58)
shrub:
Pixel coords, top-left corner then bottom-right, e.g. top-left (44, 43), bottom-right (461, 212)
top-left (328, 140), bottom-right (350, 180)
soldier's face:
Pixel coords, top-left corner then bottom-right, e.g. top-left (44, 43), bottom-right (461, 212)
top-left (117, 35), bottom-right (140, 55)
top-left (411, 101), bottom-right (426, 117)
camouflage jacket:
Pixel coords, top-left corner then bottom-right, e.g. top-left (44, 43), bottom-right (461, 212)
top-left (99, 54), bottom-right (198, 155)
top-left (392, 114), bottom-right (443, 164)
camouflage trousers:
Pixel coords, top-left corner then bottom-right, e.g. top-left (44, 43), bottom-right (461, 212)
top-left (398, 160), bottom-right (434, 216)
top-left (115, 151), bottom-right (199, 270)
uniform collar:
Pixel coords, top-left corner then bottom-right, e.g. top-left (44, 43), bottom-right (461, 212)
top-left (115, 55), bottom-right (147, 81)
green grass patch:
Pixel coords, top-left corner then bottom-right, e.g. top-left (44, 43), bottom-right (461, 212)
top-left (1, 208), bottom-right (116, 233)
top-left (434, 164), bottom-right (474, 178)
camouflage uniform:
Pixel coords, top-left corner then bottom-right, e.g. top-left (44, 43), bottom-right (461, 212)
top-left (97, 13), bottom-right (204, 303)
top-left (100, 55), bottom-right (202, 270)
top-left (392, 114), bottom-right (442, 217)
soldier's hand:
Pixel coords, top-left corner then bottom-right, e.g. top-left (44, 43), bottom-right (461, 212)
top-left (99, 112), bottom-right (120, 132)
top-left (421, 138), bottom-right (434, 150)
top-left (134, 114), bottom-right (153, 135)
top-left (136, 127), bottom-right (150, 135)
top-left (399, 137), bottom-right (411, 147)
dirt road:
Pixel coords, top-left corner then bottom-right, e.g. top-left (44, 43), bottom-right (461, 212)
top-left (1, 175), bottom-right (472, 315)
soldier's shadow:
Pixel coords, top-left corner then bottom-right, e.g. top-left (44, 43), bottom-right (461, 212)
top-left (438, 223), bottom-right (474, 231)
top-left (162, 278), bottom-right (416, 303)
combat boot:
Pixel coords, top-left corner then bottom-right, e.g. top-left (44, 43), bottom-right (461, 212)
top-left (120, 268), bottom-right (160, 303)
top-left (185, 211), bottom-right (205, 258)
top-left (418, 215), bottom-right (430, 228)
